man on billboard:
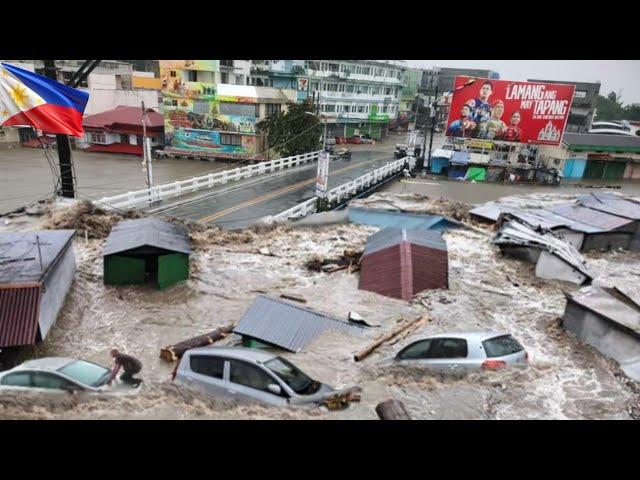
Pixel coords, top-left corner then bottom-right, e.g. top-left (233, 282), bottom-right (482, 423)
top-left (468, 81), bottom-right (493, 124)
top-left (480, 100), bottom-right (507, 140)
top-left (446, 104), bottom-right (477, 138)
top-left (498, 111), bottom-right (523, 142)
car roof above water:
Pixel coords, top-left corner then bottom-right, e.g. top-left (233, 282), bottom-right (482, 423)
top-left (423, 331), bottom-right (511, 342)
top-left (15, 357), bottom-right (75, 371)
top-left (185, 346), bottom-right (278, 364)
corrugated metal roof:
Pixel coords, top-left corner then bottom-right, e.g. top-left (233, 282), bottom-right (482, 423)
top-left (563, 133), bottom-right (640, 148)
top-left (501, 208), bottom-right (604, 233)
top-left (432, 148), bottom-right (453, 159)
top-left (567, 286), bottom-right (640, 335)
top-left (0, 230), bottom-right (76, 284)
top-left (363, 228), bottom-right (447, 256)
top-left (83, 106), bottom-right (163, 129)
top-left (0, 284), bottom-right (41, 348)
top-left (103, 218), bottom-right (190, 256)
top-left (233, 295), bottom-right (364, 353)
top-left (577, 193), bottom-right (640, 220)
top-left (551, 203), bottom-right (634, 231)
top-left (349, 208), bottom-right (460, 232)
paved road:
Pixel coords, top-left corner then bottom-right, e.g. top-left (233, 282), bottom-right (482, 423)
top-left (152, 148), bottom-right (400, 229)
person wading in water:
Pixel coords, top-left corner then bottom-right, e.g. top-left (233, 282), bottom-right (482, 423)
top-left (108, 349), bottom-right (143, 387)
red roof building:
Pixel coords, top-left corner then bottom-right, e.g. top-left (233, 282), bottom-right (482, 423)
top-left (359, 228), bottom-right (449, 300)
top-left (82, 106), bottom-right (164, 156)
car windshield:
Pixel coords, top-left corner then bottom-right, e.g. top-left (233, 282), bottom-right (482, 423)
top-left (264, 357), bottom-right (320, 395)
top-left (58, 360), bottom-right (111, 387)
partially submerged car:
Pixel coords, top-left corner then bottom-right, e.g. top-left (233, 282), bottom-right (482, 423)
top-left (392, 332), bottom-right (528, 372)
top-left (0, 357), bottom-right (119, 393)
top-left (173, 346), bottom-right (355, 408)
top-left (394, 144), bottom-right (408, 158)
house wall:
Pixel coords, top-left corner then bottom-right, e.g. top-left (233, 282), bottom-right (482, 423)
top-left (37, 244), bottom-right (76, 341)
top-left (624, 161), bottom-right (640, 179)
top-left (359, 245), bottom-right (403, 300)
top-left (563, 301), bottom-right (640, 381)
top-left (83, 88), bottom-right (159, 116)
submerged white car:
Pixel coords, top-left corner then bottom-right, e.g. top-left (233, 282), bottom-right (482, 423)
top-left (0, 357), bottom-right (123, 393)
top-left (393, 332), bottom-right (528, 372)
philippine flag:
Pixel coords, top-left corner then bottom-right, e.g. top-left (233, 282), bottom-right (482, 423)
top-left (0, 62), bottom-right (89, 137)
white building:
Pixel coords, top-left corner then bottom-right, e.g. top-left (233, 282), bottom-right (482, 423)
top-left (305, 60), bottom-right (406, 139)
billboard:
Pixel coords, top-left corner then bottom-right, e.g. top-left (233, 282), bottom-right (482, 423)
top-left (445, 77), bottom-right (575, 145)
top-left (316, 152), bottom-right (330, 197)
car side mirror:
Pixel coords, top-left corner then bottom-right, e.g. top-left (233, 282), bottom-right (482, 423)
top-left (267, 383), bottom-right (282, 396)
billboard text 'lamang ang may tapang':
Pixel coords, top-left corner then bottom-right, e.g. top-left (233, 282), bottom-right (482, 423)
top-left (445, 77), bottom-right (575, 146)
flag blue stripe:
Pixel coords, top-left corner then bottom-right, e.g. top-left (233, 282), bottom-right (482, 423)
top-left (2, 63), bottom-right (89, 114)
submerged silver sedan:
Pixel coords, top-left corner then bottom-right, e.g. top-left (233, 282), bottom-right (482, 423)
top-left (0, 357), bottom-right (118, 393)
top-left (393, 332), bottom-right (529, 372)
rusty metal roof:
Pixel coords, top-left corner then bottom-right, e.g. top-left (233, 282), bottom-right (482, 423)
top-left (360, 228), bottom-right (449, 300)
top-left (0, 284), bottom-right (41, 348)
top-left (233, 295), bottom-right (364, 353)
top-left (0, 230), bottom-right (76, 284)
top-left (103, 218), bottom-right (190, 256)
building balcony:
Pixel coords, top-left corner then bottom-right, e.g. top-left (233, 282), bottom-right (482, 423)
top-left (318, 91), bottom-right (400, 103)
top-left (308, 69), bottom-right (402, 85)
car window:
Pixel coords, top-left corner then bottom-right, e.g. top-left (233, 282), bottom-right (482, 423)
top-left (32, 372), bottom-right (74, 390)
top-left (229, 360), bottom-right (283, 396)
top-left (59, 360), bottom-right (110, 387)
top-left (482, 335), bottom-right (524, 358)
top-left (190, 355), bottom-right (225, 379)
top-left (397, 340), bottom-right (432, 360)
top-left (426, 338), bottom-right (468, 359)
top-left (1, 372), bottom-right (32, 387)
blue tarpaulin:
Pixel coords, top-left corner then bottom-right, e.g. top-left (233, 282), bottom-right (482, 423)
top-left (349, 207), bottom-right (462, 232)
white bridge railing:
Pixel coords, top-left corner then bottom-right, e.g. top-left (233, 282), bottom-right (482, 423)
top-left (274, 156), bottom-right (415, 221)
top-left (96, 150), bottom-right (322, 211)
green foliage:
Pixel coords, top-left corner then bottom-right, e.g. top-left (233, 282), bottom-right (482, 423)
top-left (257, 102), bottom-right (322, 157)
top-left (595, 91), bottom-right (640, 122)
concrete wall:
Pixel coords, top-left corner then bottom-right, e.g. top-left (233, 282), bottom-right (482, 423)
top-left (624, 161), bottom-right (640, 179)
top-left (563, 301), bottom-right (640, 381)
top-left (83, 89), bottom-right (159, 115)
top-left (38, 244), bottom-right (76, 341)
top-left (0, 127), bottom-right (20, 145)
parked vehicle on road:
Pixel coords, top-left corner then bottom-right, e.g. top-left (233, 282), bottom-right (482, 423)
top-left (336, 148), bottom-right (352, 159)
top-left (173, 346), bottom-right (342, 407)
top-left (0, 357), bottom-right (117, 394)
top-left (392, 332), bottom-right (528, 372)
top-left (394, 144), bottom-right (408, 158)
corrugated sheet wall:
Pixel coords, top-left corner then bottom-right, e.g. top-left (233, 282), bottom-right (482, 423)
top-left (0, 284), bottom-right (41, 348)
top-left (359, 245), bottom-right (403, 299)
top-left (412, 244), bottom-right (449, 291)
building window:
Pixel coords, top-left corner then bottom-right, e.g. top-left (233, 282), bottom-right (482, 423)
top-left (308, 60), bottom-right (320, 70)
top-left (322, 104), bottom-right (336, 113)
top-left (120, 134), bottom-right (130, 144)
top-left (265, 103), bottom-right (281, 116)
top-left (357, 105), bottom-right (366, 113)
top-left (90, 132), bottom-right (106, 144)
top-left (322, 83), bottom-right (338, 92)
top-left (220, 134), bottom-right (242, 145)
top-left (345, 84), bottom-right (354, 93)
top-left (187, 70), bottom-right (198, 82)
top-left (220, 72), bottom-right (228, 83)
top-left (220, 60), bottom-right (233, 67)
top-left (361, 66), bottom-right (371, 75)
top-left (310, 81), bottom-right (319, 91)
top-left (219, 102), bottom-right (258, 117)
top-left (338, 84), bottom-right (346, 92)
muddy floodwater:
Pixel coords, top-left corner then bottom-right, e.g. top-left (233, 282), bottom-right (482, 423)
top-left (0, 193), bottom-right (639, 419)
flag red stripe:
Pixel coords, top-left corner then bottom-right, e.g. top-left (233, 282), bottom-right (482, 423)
top-left (3, 104), bottom-right (85, 137)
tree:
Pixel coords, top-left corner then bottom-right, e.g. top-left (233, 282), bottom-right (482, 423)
top-left (257, 102), bottom-right (322, 158)
top-left (595, 91), bottom-right (625, 121)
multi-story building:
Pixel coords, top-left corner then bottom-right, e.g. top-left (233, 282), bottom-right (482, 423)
top-left (220, 60), bottom-right (251, 86)
top-left (304, 60), bottom-right (406, 139)
top-left (160, 60), bottom-right (296, 160)
top-left (528, 79), bottom-right (600, 134)
top-left (248, 60), bottom-right (308, 103)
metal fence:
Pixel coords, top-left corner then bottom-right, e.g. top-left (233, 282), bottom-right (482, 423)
top-left (96, 150), bottom-right (322, 211)
top-left (274, 156), bottom-right (415, 221)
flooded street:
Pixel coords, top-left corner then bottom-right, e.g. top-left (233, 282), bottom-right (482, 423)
top-left (1, 191), bottom-right (638, 420)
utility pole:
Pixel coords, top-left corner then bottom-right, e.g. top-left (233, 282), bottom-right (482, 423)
top-left (43, 60), bottom-right (75, 198)
top-left (42, 59), bottom-right (102, 199)
top-left (141, 102), bottom-right (153, 203)
top-left (426, 84), bottom-right (439, 172)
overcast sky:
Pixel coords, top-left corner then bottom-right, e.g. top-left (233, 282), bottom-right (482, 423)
top-left (405, 60), bottom-right (640, 105)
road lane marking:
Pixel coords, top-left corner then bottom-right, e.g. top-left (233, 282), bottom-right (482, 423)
top-left (197, 155), bottom-right (390, 223)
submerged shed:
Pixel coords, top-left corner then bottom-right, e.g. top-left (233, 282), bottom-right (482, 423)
top-left (233, 295), bottom-right (364, 352)
top-left (103, 218), bottom-right (190, 289)
top-left (0, 230), bottom-right (76, 348)
top-left (563, 286), bottom-right (640, 381)
top-left (359, 228), bottom-right (448, 301)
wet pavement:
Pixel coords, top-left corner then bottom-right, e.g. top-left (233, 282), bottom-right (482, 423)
top-left (151, 147), bottom-right (401, 229)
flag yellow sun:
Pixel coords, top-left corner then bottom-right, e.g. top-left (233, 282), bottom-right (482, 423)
top-left (10, 84), bottom-right (30, 108)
